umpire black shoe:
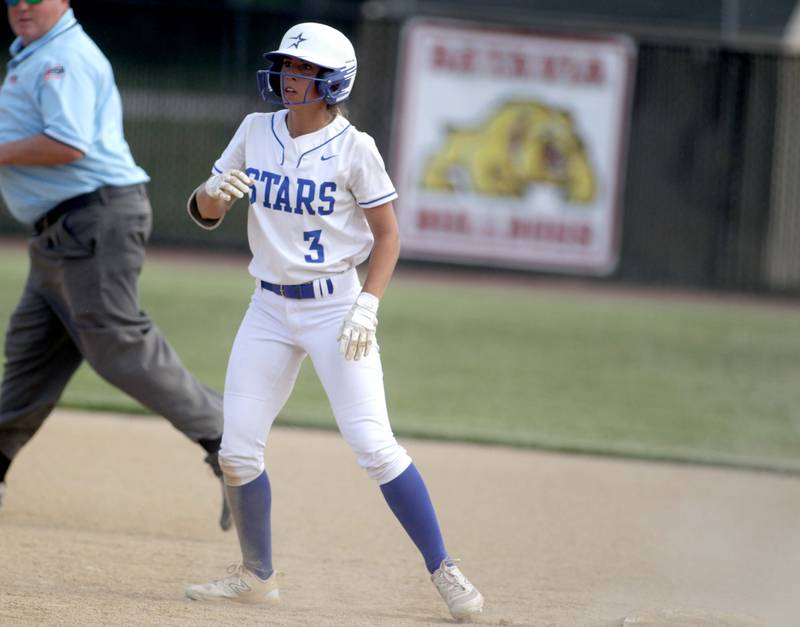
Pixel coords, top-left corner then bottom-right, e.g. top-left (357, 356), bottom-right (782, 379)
top-left (204, 452), bottom-right (233, 531)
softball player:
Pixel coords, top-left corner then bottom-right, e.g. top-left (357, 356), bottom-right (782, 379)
top-left (183, 23), bottom-right (484, 620)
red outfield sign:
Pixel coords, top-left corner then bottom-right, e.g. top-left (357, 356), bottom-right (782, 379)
top-left (392, 20), bottom-right (635, 275)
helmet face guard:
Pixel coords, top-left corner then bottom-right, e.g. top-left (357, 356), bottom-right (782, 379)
top-left (257, 61), bottom-right (355, 106)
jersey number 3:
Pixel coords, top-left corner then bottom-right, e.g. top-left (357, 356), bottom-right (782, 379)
top-left (304, 229), bottom-right (325, 263)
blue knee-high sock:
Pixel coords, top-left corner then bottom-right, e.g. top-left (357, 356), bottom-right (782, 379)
top-left (225, 471), bottom-right (273, 580)
top-left (380, 463), bottom-right (448, 573)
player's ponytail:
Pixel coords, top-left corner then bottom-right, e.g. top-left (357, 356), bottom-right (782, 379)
top-left (328, 102), bottom-right (347, 117)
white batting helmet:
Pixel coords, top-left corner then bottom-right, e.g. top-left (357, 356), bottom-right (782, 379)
top-left (257, 23), bottom-right (357, 106)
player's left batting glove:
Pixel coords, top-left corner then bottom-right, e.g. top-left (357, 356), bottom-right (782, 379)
top-left (338, 292), bottom-right (379, 361)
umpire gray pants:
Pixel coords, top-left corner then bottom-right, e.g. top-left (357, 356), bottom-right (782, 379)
top-left (0, 185), bottom-right (223, 461)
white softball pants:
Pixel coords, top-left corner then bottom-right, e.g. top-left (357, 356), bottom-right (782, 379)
top-left (219, 268), bottom-right (412, 486)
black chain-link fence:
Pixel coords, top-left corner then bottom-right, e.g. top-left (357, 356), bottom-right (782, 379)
top-left (356, 12), bottom-right (800, 293)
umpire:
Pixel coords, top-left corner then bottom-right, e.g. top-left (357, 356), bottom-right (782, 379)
top-left (0, 0), bottom-right (231, 530)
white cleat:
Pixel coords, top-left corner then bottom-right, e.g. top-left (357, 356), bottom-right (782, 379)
top-left (185, 564), bottom-right (279, 604)
top-left (431, 559), bottom-right (484, 621)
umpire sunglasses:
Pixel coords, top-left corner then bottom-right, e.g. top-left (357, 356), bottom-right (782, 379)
top-left (6, 0), bottom-right (44, 5)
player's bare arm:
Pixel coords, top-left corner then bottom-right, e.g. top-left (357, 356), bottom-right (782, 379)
top-left (361, 201), bottom-right (400, 299)
top-left (0, 134), bottom-right (83, 166)
top-left (195, 186), bottom-right (233, 221)
top-left (337, 202), bottom-right (400, 360)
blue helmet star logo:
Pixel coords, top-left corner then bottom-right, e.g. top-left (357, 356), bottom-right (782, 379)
top-left (288, 33), bottom-right (307, 49)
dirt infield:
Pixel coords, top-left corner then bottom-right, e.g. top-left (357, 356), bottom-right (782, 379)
top-left (1, 410), bottom-right (799, 626)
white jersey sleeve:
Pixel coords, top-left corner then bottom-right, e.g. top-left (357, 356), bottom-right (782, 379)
top-left (212, 114), bottom-right (255, 174)
top-left (348, 132), bottom-right (398, 209)
top-left (187, 114), bottom-right (255, 231)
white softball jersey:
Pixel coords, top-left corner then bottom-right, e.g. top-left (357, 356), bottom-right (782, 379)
top-left (212, 109), bottom-right (397, 285)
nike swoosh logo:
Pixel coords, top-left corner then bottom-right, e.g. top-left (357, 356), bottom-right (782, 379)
top-left (321, 154), bottom-right (337, 161)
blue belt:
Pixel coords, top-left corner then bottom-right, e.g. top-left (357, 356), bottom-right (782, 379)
top-left (260, 278), bottom-right (334, 299)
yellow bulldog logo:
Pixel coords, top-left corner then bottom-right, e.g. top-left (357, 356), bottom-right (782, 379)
top-left (421, 100), bottom-right (596, 203)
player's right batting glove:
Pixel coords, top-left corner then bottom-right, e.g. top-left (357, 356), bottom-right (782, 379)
top-left (205, 169), bottom-right (254, 202)
top-left (338, 292), bottom-right (379, 361)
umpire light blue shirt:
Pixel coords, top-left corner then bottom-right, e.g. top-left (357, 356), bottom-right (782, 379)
top-left (0, 9), bottom-right (149, 225)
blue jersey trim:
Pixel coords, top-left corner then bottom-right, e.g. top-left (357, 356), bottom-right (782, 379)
top-left (358, 190), bottom-right (396, 207)
top-left (271, 115), bottom-right (286, 166)
top-left (296, 124), bottom-right (352, 168)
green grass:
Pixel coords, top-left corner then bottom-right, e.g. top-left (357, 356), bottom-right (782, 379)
top-left (2, 244), bottom-right (800, 473)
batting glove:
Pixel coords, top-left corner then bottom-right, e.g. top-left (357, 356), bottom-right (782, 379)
top-left (338, 292), bottom-right (379, 361)
top-left (205, 169), bottom-right (254, 203)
